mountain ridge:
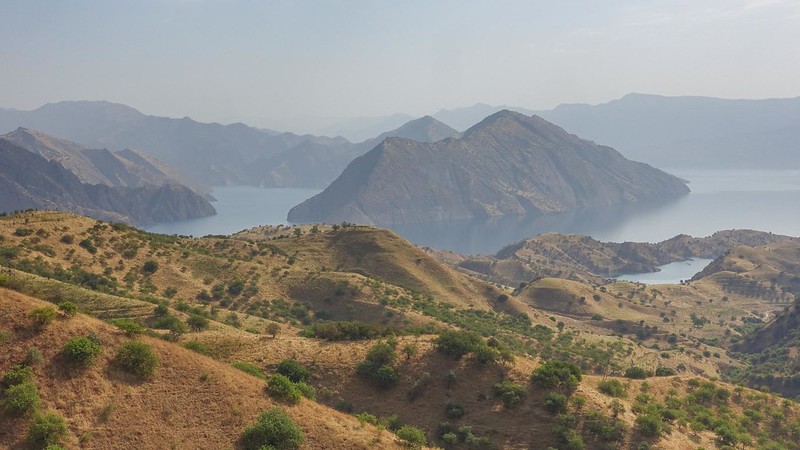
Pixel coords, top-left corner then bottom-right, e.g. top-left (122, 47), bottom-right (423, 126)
top-left (288, 110), bottom-right (689, 225)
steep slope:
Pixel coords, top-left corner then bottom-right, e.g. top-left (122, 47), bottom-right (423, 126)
top-left (252, 116), bottom-right (460, 188)
top-left (288, 110), bottom-right (689, 225)
top-left (0, 288), bottom-right (407, 450)
top-left (1, 128), bottom-right (209, 195)
top-left (0, 140), bottom-right (215, 225)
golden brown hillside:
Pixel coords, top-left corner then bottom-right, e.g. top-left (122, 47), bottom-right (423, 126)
top-left (0, 288), bottom-right (408, 449)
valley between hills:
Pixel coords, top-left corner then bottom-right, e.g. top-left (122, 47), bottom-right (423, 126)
top-left (2, 210), bottom-right (800, 449)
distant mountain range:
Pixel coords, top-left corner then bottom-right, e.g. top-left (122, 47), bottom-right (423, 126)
top-left (0, 102), bottom-right (460, 188)
top-left (288, 110), bottom-right (689, 225)
top-left (0, 138), bottom-right (215, 225)
top-left (432, 94), bottom-right (800, 169)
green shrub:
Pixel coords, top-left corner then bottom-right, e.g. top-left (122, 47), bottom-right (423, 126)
top-left (356, 341), bottom-right (399, 388)
top-left (407, 372), bottom-right (431, 401)
top-left (29, 307), bottom-right (57, 326)
top-left (435, 330), bottom-right (483, 358)
top-left (24, 347), bottom-right (44, 366)
top-left (62, 336), bottom-right (102, 366)
top-left (531, 360), bottom-right (582, 393)
top-left (57, 301), bottom-right (78, 317)
top-left (396, 425), bottom-right (427, 447)
top-left (187, 314), bottom-right (210, 332)
top-left (625, 367), bottom-right (649, 379)
top-left (295, 382), bottom-right (316, 400)
top-left (2, 364), bottom-right (34, 387)
top-left (635, 413), bottom-right (664, 437)
top-left (302, 320), bottom-right (395, 341)
top-left (182, 340), bottom-right (210, 355)
top-left (142, 260), bottom-right (159, 274)
top-left (241, 407), bottom-right (303, 450)
top-left (276, 359), bottom-right (308, 383)
top-left (28, 412), bottom-right (68, 448)
top-left (493, 380), bottom-right (526, 408)
top-left (112, 319), bottom-right (145, 337)
top-left (445, 400), bottom-right (465, 419)
top-left (544, 391), bottom-right (568, 414)
top-left (2, 381), bottom-right (40, 415)
top-left (597, 379), bottom-right (627, 397)
top-left (267, 374), bottom-right (302, 404)
top-left (232, 361), bottom-right (265, 379)
top-left (655, 367), bottom-right (677, 377)
top-left (585, 410), bottom-right (626, 442)
top-left (114, 340), bottom-right (158, 379)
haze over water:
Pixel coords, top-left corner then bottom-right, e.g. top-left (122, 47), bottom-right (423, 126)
top-left (147, 169), bottom-right (800, 257)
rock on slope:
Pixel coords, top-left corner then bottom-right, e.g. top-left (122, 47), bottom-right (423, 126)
top-left (0, 139), bottom-right (215, 225)
top-left (288, 110), bottom-right (689, 225)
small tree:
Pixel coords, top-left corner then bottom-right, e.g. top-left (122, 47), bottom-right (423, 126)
top-left (2, 382), bottom-right (40, 415)
top-left (266, 323), bottom-right (280, 338)
top-left (187, 315), bottom-right (210, 332)
top-left (402, 342), bottom-right (418, 360)
top-left (28, 412), bottom-right (67, 448)
top-left (241, 407), bottom-right (303, 450)
top-left (396, 425), bottom-right (427, 448)
top-left (114, 340), bottom-right (158, 379)
top-left (57, 301), bottom-right (78, 317)
top-left (62, 336), bottom-right (102, 366)
top-left (276, 359), bottom-right (308, 383)
top-left (142, 260), bottom-right (159, 275)
top-left (531, 360), bottom-right (582, 393)
top-left (267, 374), bottom-right (302, 404)
top-left (29, 307), bottom-right (57, 327)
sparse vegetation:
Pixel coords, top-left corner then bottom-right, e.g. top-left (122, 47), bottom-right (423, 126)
top-left (240, 407), bottom-right (303, 450)
top-left (114, 340), bottom-right (158, 379)
top-left (62, 336), bottom-right (102, 366)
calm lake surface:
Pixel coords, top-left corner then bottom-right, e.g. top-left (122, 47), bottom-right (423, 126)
top-left (147, 187), bottom-right (321, 236)
top-left (147, 170), bottom-right (800, 268)
top-left (616, 258), bottom-right (714, 285)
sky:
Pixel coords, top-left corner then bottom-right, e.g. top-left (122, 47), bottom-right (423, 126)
top-left (1, 0), bottom-right (799, 133)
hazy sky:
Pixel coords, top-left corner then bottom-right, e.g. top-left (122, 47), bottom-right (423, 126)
top-left (1, 0), bottom-right (799, 132)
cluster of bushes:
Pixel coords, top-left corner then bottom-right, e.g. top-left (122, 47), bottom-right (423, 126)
top-left (531, 360), bottom-right (582, 393)
top-left (597, 379), bottom-right (627, 397)
top-left (356, 340), bottom-right (399, 388)
top-left (114, 340), bottom-right (158, 379)
top-left (1, 357), bottom-right (68, 448)
top-left (302, 321), bottom-right (397, 341)
top-left (62, 335), bottom-right (102, 366)
top-left (265, 359), bottom-right (315, 404)
top-left (493, 380), bottom-right (526, 408)
top-left (437, 423), bottom-right (491, 449)
top-left (435, 330), bottom-right (510, 365)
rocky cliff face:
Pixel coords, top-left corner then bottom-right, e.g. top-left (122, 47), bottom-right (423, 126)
top-left (1, 128), bottom-right (210, 196)
top-left (288, 110), bottom-right (690, 225)
top-left (0, 140), bottom-right (215, 225)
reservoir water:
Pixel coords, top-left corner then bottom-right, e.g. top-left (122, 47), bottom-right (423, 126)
top-left (146, 170), bottom-right (800, 271)
top-left (615, 258), bottom-right (715, 285)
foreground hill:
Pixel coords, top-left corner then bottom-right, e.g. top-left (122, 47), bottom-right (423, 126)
top-left (1, 127), bottom-right (210, 196)
top-left (2, 211), bottom-right (800, 448)
top-left (0, 288), bottom-right (406, 449)
top-left (288, 110), bottom-right (689, 225)
top-left (0, 140), bottom-right (215, 225)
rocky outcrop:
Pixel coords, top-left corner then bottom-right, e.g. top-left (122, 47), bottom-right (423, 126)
top-left (288, 110), bottom-right (689, 225)
top-left (0, 140), bottom-right (215, 225)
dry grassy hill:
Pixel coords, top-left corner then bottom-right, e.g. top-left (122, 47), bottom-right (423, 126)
top-left (0, 288), bottom-right (407, 449)
top-left (2, 211), bottom-right (800, 448)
